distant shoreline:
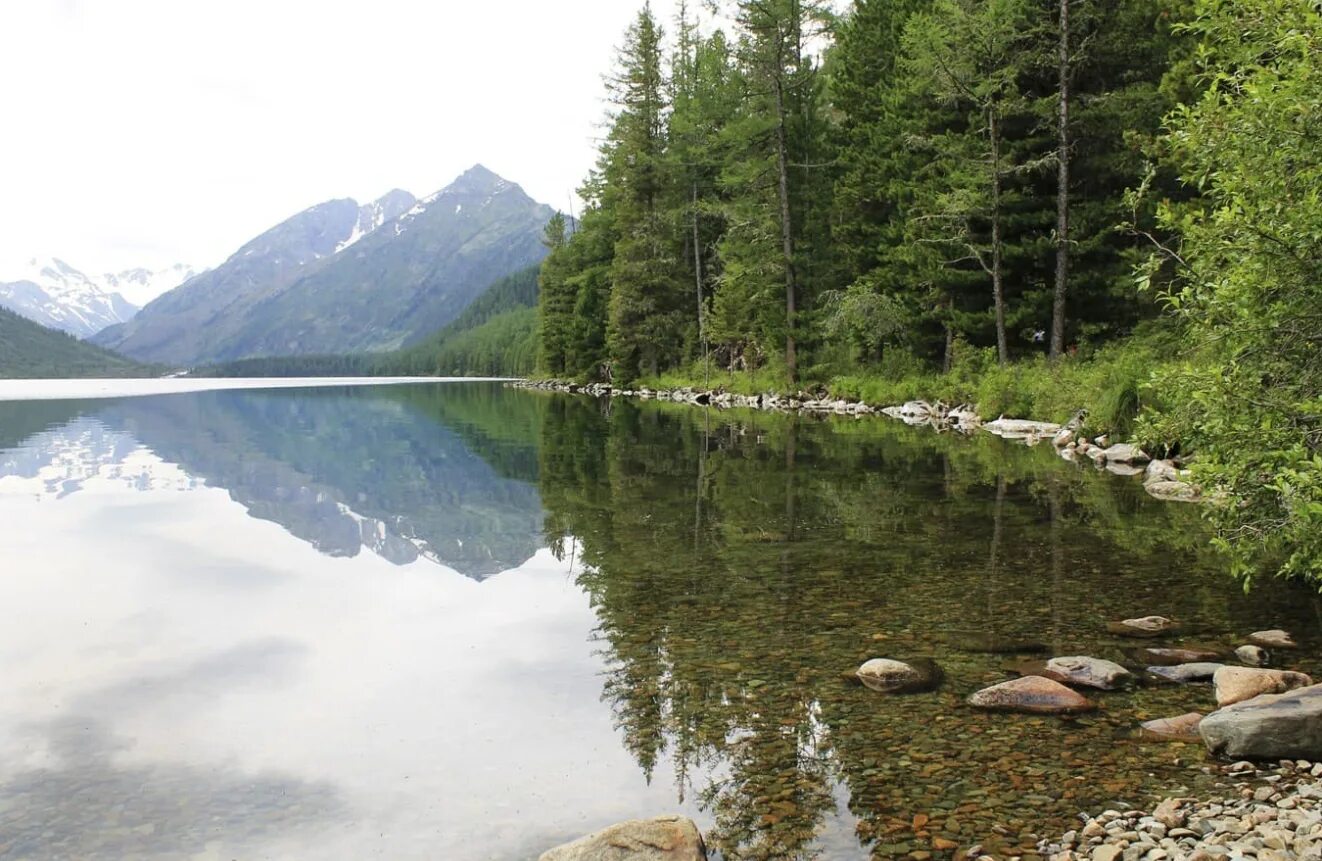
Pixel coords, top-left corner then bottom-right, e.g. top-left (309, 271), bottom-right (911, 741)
top-left (0, 376), bottom-right (515, 403)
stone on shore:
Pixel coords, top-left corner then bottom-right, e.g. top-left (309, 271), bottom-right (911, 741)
top-left (1213, 666), bottom-right (1314, 707)
top-left (1042, 656), bottom-right (1133, 690)
top-left (856, 657), bottom-right (943, 694)
top-left (967, 675), bottom-right (1097, 714)
top-left (1138, 712), bottom-right (1205, 742)
top-left (1200, 684), bottom-right (1322, 760)
top-left (1147, 662), bottom-right (1224, 684)
top-left (1144, 459), bottom-right (1180, 484)
top-left (983, 417), bottom-right (1062, 439)
top-left (539, 815), bottom-right (706, 861)
top-left (1107, 616), bottom-right (1179, 638)
top-left (1249, 629), bottom-right (1298, 650)
top-left (1235, 644), bottom-right (1271, 666)
top-left (1102, 443), bottom-right (1150, 464)
top-left (1144, 479), bottom-right (1201, 502)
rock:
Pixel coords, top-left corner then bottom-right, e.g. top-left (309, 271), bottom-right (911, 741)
top-left (1144, 480), bottom-right (1201, 503)
top-left (1092, 845), bottom-right (1123, 861)
top-left (1200, 684), bottom-right (1322, 760)
top-left (1235, 645), bottom-right (1271, 667)
top-left (1213, 667), bottom-right (1314, 707)
top-left (967, 675), bottom-right (1097, 714)
top-left (946, 631), bottom-right (1048, 654)
top-left (1105, 463), bottom-right (1146, 477)
top-left (1043, 656), bottom-right (1134, 690)
top-left (1053, 428), bottom-right (1076, 447)
top-left (1108, 616), bottom-right (1180, 638)
top-left (1102, 443), bottom-right (1150, 464)
top-left (1139, 646), bottom-right (1225, 665)
top-left (1144, 459), bottom-right (1180, 484)
top-left (1139, 713), bottom-right (1205, 743)
top-left (539, 815), bottom-right (706, 861)
top-left (1152, 798), bottom-right (1185, 829)
top-left (982, 417), bottom-right (1063, 439)
top-left (856, 657), bottom-right (943, 693)
top-left (1147, 663), bottom-right (1225, 683)
top-left (1249, 630), bottom-right (1298, 650)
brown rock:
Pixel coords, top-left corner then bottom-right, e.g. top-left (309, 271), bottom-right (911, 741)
top-left (856, 658), bottom-right (944, 694)
top-left (1042, 656), bottom-right (1133, 690)
top-left (1249, 630), bottom-right (1298, 650)
top-left (1152, 797), bottom-right (1185, 829)
top-left (1139, 712), bottom-right (1205, 742)
top-left (1107, 616), bottom-right (1179, 638)
top-left (1213, 666), bottom-right (1314, 707)
top-left (539, 815), bottom-right (706, 861)
top-left (967, 675), bottom-right (1097, 714)
top-left (1139, 646), bottom-right (1224, 665)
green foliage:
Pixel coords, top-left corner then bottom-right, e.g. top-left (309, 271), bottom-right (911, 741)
top-left (1135, 0), bottom-right (1322, 585)
top-left (0, 307), bottom-right (148, 379)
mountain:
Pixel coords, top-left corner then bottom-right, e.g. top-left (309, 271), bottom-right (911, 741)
top-left (0, 258), bottom-right (199, 338)
top-left (0, 258), bottom-right (138, 337)
top-left (100, 263), bottom-right (203, 307)
top-left (0, 305), bottom-right (147, 379)
top-left (95, 166), bottom-right (556, 366)
top-left (93, 189), bottom-right (418, 364)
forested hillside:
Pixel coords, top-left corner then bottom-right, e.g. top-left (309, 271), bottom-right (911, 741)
top-left (0, 306), bottom-right (147, 379)
top-left (534, 0), bottom-right (1321, 585)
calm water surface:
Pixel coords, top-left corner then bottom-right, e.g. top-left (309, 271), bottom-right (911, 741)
top-left (0, 382), bottom-right (1317, 860)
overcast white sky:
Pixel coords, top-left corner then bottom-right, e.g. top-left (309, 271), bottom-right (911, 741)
top-left (0, 0), bottom-right (703, 276)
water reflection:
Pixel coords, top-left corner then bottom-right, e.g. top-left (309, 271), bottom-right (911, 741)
top-left (0, 383), bottom-right (1318, 860)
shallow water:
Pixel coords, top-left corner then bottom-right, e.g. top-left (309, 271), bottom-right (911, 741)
top-left (0, 382), bottom-right (1317, 860)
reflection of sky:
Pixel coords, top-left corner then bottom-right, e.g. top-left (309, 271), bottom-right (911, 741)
top-left (0, 422), bottom-right (703, 860)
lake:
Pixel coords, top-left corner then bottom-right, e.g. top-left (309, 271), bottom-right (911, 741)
top-left (0, 380), bottom-right (1317, 860)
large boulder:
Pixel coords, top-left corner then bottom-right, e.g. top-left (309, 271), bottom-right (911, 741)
top-left (1144, 480), bottom-right (1201, 503)
top-left (1042, 656), bottom-right (1133, 690)
top-left (967, 675), bottom-right (1097, 714)
top-left (982, 418), bottom-right (1062, 440)
top-left (1144, 459), bottom-right (1180, 484)
top-left (1139, 712), bottom-right (1205, 743)
top-left (855, 657), bottom-right (943, 694)
top-left (1212, 666), bottom-right (1314, 707)
top-left (539, 816), bottom-right (707, 861)
top-left (1146, 662), bottom-right (1224, 684)
top-left (1107, 616), bottom-right (1179, 638)
top-left (1199, 684), bottom-right (1322, 760)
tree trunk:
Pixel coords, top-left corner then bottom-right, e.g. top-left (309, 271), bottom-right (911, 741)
top-left (773, 76), bottom-right (798, 385)
top-left (943, 320), bottom-right (954, 373)
top-left (692, 181), bottom-right (708, 389)
top-left (1050, 0), bottom-right (1071, 360)
top-left (990, 108), bottom-right (1008, 365)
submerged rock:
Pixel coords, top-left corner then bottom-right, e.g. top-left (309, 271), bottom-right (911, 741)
top-left (1107, 616), bottom-right (1180, 638)
top-left (539, 815), bottom-right (706, 861)
top-left (1042, 656), bottom-right (1133, 690)
top-left (1235, 644), bottom-right (1271, 667)
top-left (1213, 666), bottom-right (1314, 707)
top-left (1249, 630), bottom-right (1298, 650)
top-left (856, 657), bottom-right (943, 693)
top-left (1146, 662), bottom-right (1224, 684)
top-left (967, 675), bottom-right (1097, 714)
top-left (947, 632), bottom-right (1048, 654)
top-left (1139, 712), bottom-right (1205, 743)
top-left (1200, 684), bottom-right (1322, 760)
top-left (1138, 646), bottom-right (1225, 665)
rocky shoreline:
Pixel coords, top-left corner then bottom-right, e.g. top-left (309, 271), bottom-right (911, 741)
top-left (508, 380), bottom-right (1201, 503)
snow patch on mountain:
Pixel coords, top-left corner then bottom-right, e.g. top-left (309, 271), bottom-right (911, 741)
top-left (101, 263), bottom-right (202, 307)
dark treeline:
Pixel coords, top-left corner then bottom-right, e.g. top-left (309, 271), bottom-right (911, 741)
top-left (537, 0), bottom-right (1192, 383)
top-left (536, 0), bottom-right (1321, 585)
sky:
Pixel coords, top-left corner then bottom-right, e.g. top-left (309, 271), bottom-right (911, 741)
top-left (0, 0), bottom-right (703, 276)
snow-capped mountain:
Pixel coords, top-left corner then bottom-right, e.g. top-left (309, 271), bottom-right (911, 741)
top-left (0, 258), bottom-right (138, 338)
top-left (101, 263), bottom-right (202, 307)
top-left (0, 258), bottom-right (200, 338)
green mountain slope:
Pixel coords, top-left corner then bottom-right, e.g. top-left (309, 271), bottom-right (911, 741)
top-left (0, 306), bottom-right (146, 379)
